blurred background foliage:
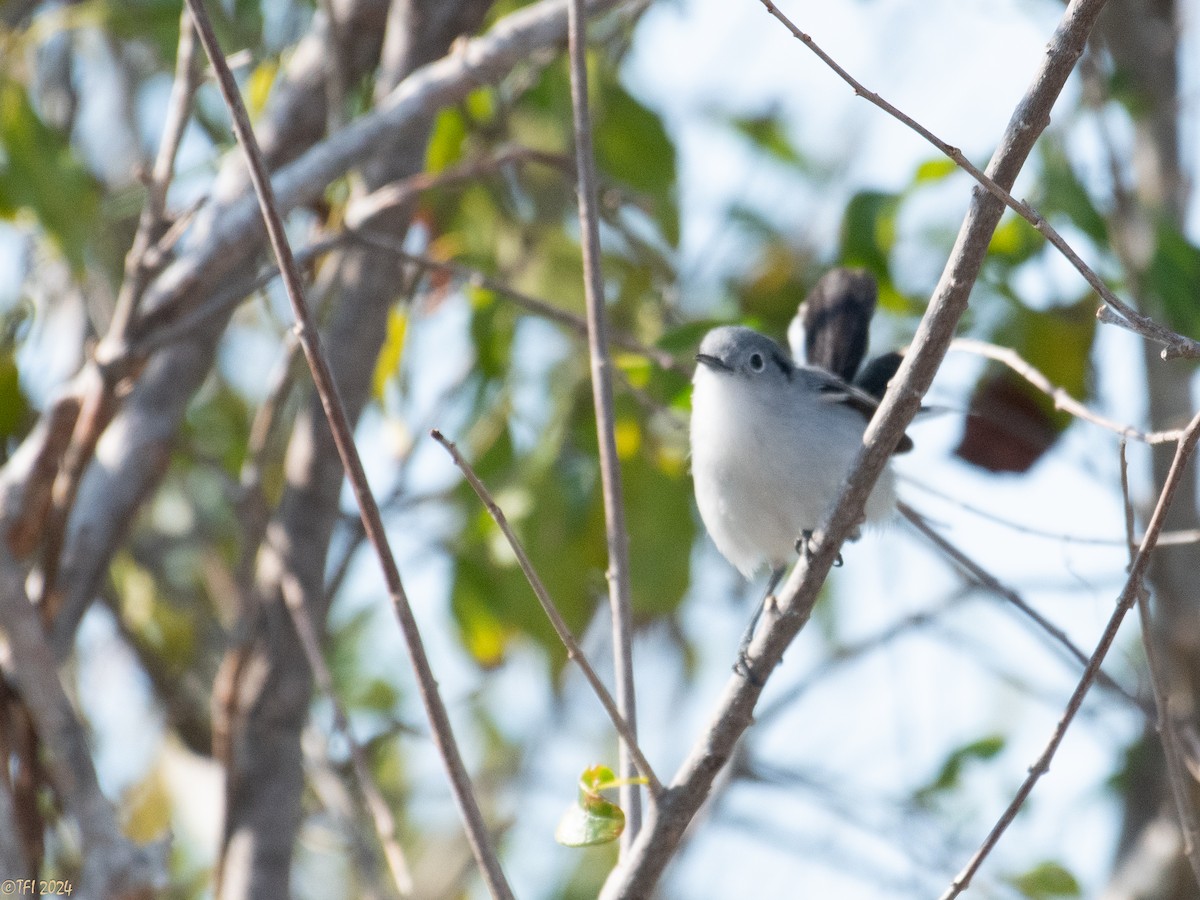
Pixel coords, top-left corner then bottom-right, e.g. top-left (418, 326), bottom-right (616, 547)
top-left (1, 0), bottom-right (1198, 897)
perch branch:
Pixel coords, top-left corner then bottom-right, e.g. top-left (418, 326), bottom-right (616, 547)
top-left (601, 0), bottom-right (1110, 894)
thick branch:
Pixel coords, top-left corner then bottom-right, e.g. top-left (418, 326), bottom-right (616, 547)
top-left (0, 547), bottom-right (163, 896)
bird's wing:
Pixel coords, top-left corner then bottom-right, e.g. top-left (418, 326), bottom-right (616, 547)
top-left (797, 365), bottom-right (915, 454)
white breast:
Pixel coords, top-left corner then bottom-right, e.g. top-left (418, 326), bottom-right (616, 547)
top-left (690, 366), bottom-right (895, 578)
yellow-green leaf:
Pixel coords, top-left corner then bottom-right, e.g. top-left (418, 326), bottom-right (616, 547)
top-left (372, 309), bottom-right (407, 404)
top-left (555, 765), bottom-right (626, 847)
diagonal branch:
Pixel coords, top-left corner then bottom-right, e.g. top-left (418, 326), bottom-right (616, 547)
top-left (897, 501), bottom-right (1146, 714)
top-left (432, 429), bottom-right (662, 795)
top-left (183, 0), bottom-right (514, 896)
top-left (940, 408), bottom-right (1200, 899)
top-left (600, 0), bottom-right (1110, 895)
top-left (1118, 442), bottom-right (1200, 886)
top-left (755, 0), bottom-right (1200, 361)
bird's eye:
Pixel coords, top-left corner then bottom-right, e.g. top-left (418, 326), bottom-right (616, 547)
top-left (748, 352), bottom-right (765, 372)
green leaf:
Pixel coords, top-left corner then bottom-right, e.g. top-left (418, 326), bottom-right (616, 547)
top-left (555, 765), bottom-right (626, 847)
top-left (182, 378), bottom-right (251, 476)
top-left (0, 348), bottom-right (30, 440)
top-left (622, 428), bottom-right (694, 619)
top-left (988, 213), bottom-right (1044, 268)
top-left (0, 78), bottom-right (100, 271)
top-left (452, 556), bottom-right (517, 669)
top-left (372, 308), bottom-right (407, 404)
top-left (1006, 861), bottom-right (1082, 898)
top-left (245, 58), bottom-right (279, 119)
top-left (594, 78), bottom-right (678, 246)
top-left (1143, 218), bottom-right (1200, 342)
top-left (425, 107), bottom-right (468, 175)
top-left (728, 113), bottom-right (809, 169)
top-left (916, 734), bottom-right (1005, 801)
top-left (1036, 141), bottom-right (1107, 245)
top-left (912, 157), bottom-right (959, 184)
top-left (839, 189), bottom-right (901, 279)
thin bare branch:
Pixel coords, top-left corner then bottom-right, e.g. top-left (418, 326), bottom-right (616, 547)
top-left (897, 501), bottom-right (1147, 714)
top-left (950, 338), bottom-right (1181, 444)
top-left (345, 144), bottom-right (573, 228)
top-left (183, 1), bottom-right (514, 896)
top-left (278, 569), bottom-right (415, 897)
top-left (1120, 442), bottom-right (1200, 885)
top-left (566, 0), bottom-right (641, 845)
top-left (110, 3), bottom-right (202, 340)
top-left (431, 428), bottom-right (663, 795)
top-left (940, 408), bottom-right (1200, 899)
top-left (755, 0), bottom-right (1200, 361)
top-left (348, 231), bottom-right (685, 373)
top-left (902, 477), bottom-right (1200, 549)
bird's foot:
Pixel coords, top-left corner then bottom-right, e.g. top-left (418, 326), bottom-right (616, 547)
top-left (795, 530), bottom-right (843, 566)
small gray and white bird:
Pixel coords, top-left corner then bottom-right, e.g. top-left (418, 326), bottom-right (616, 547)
top-left (690, 325), bottom-right (910, 658)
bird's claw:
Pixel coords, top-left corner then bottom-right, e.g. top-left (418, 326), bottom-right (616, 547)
top-left (795, 530), bottom-right (842, 566)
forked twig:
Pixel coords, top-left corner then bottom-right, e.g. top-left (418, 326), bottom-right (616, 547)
top-left (950, 338), bottom-right (1182, 444)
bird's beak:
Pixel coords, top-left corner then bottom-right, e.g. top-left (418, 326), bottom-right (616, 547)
top-left (695, 353), bottom-right (731, 372)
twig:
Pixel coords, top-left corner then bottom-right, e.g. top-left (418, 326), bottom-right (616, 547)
top-left (949, 338), bottom-right (1182, 444)
top-left (940, 408), bottom-right (1200, 899)
top-left (566, 0), bottom-right (641, 846)
top-left (756, 594), bottom-right (962, 723)
top-left (183, 2), bottom-right (514, 896)
top-left (432, 429), bottom-right (663, 795)
top-left (901, 477), bottom-right (1200, 549)
top-left (754, 0), bottom-right (1200, 362)
top-left (128, 222), bottom-right (688, 377)
top-left (1120, 442), bottom-right (1200, 884)
top-left (278, 569), bottom-right (415, 897)
top-left (896, 501), bottom-right (1147, 714)
top-left (126, 233), bottom-right (346, 360)
top-left (27, 11), bottom-right (202, 595)
top-left (109, 3), bottom-right (202, 340)
top-left (345, 144), bottom-right (573, 228)
top-left (601, 1), bottom-right (1109, 895)
top-left (347, 232), bottom-right (686, 373)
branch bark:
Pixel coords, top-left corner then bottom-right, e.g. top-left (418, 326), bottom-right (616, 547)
top-left (44, 0), bottom-right (627, 654)
top-left (0, 545), bottom-right (165, 896)
top-left (599, 0), bottom-right (1109, 895)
